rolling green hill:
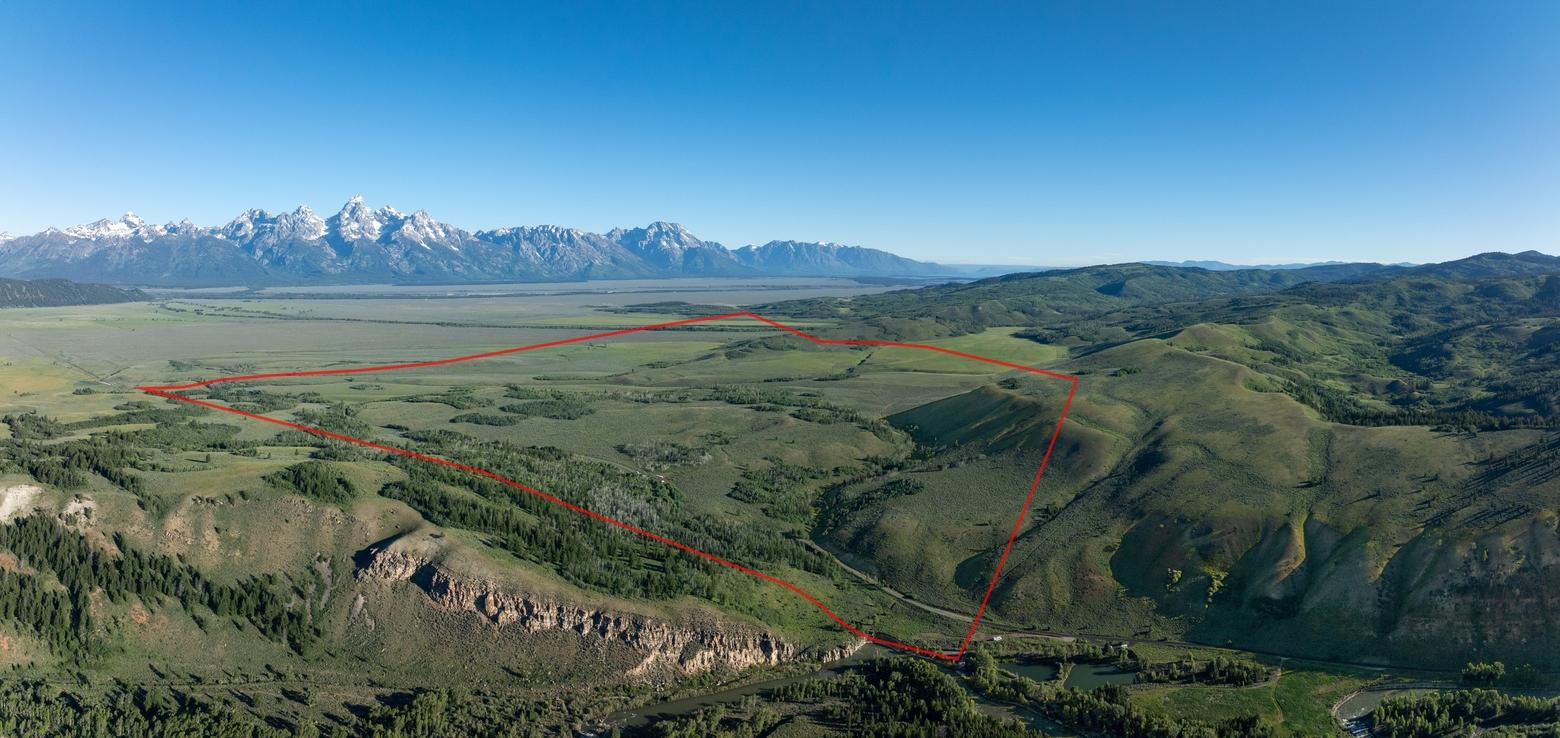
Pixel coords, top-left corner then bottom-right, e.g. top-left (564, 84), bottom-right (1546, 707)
top-left (773, 253), bottom-right (1560, 428)
top-left (799, 251), bottom-right (1560, 668)
top-left (1038, 266), bottom-right (1560, 428)
top-left (761, 260), bottom-right (1393, 338)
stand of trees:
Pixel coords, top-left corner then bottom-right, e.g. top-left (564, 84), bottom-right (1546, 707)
top-left (1135, 656), bottom-right (1272, 687)
top-left (448, 413), bottom-right (520, 426)
top-left (290, 403), bottom-right (374, 438)
top-left (1282, 377), bottom-right (1552, 431)
top-left (265, 461), bottom-right (357, 505)
top-left (498, 397), bottom-right (594, 420)
top-left (0, 568), bottom-right (86, 654)
top-left (1459, 660), bottom-right (1546, 688)
top-left (0, 515), bottom-right (319, 656)
top-left (615, 440), bottom-right (711, 471)
top-left (0, 682), bottom-right (564, 738)
top-left (724, 459), bottom-right (826, 523)
top-left (0, 681), bottom-right (291, 738)
top-left (709, 386), bottom-right (901, 441)
top-left (761, 658), bottom-right (1037, 738)
top-left (405, 387), bottom-right (492, 410)
top-left (3, 412), bottom-right (68, 440)
top-left (1373, 689), bottom-right (1560, 738)
top-left (651, 654), bottom-right (1280, 738)
top-left (1464, 661), bottom-right (1509, 683)
top-left (378, 431), bottom-right (840, 604)
top-left (1, 409), bottom-right (257, 515)
top-left (1036, 687), bottom-right (1273, 738)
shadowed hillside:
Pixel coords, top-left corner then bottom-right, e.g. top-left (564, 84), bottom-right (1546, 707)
top-left (0, 277), bottom-right (144, 308)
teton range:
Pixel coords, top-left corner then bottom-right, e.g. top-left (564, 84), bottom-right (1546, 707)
top-left (0, 196), bottom-right (961, 285)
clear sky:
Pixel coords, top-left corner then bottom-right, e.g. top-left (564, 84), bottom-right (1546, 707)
top-left (2, 1), bottom-right (1556, 266)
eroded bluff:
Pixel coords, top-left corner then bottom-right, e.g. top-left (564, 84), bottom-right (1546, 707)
top-left (359, 546), bottom-right (860, 675)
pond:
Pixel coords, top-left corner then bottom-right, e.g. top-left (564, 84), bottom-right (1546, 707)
top-left (1063, 662), bottom-right (1138, 691)
top-left (968, 691), bottom-right (1076, 737)
top-left (1001, 660), bottom-right (1060, 683)
top-left (1332, 687), bottom-right (1439, 721)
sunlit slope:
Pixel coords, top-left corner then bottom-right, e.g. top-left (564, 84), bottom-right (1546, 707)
top-left (764, 261), bottom-right (1391, 337)
top-left (823, 329), bottom-right (1560, 667)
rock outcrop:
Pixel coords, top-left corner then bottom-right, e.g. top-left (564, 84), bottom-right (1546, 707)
top-left (359, 546), bottom-right (860, 675)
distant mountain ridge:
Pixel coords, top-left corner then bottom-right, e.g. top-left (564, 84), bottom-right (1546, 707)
top-left (0, 197), bottom-right (952, 286)
top-left (761, 259), bottom-right (1398, 336)
top-left (1145, 259), bottom-right (1412, 271)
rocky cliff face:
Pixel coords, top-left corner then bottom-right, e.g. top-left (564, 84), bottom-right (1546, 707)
top-left (359, 547), bottom-right (859, 675)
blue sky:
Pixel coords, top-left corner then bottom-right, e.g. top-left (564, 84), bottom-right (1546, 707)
top-left (1, 2), bottom-right (1555, 266)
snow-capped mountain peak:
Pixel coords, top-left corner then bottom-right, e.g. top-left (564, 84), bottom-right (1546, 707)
top-left (393, 209), bottom-right (464, 249)
top-left (331, 196), bottom-right (385, 241)
top-left (220, 205), bottom-right (327, 245)
top-left (0, 198), bottom-right (946, 285)
top-left (60, 212), bottom-right (161, 240)
top-left (608, 221), bottom-right (714, 264)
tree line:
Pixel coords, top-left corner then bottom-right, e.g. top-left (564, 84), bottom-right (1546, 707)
top-left (379, 430), bottom-right (841, 606)
top-left (1135, 656), bottom-right (1272, 687)
top-left (1373, 688), bottom-right (1560, 738)
top-left (652, 652), bottom-right (1281, 738)
top-left (0, 515), bottom-right (319, 656)
top-left (0, 681), bottom-right (567, 738)
top-left (758, 657), bottom-right (1038, 738)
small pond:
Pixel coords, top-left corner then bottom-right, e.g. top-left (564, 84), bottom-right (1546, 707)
top-left (1000, 660), bottom-right (1060, 683)
top-left (1063, 663), bottom-right (1138, 691)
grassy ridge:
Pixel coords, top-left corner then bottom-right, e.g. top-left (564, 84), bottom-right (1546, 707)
top-left (786, 255), bottom-right (1560, 667)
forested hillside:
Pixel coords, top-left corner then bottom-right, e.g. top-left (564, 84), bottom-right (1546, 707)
top-left (762, 260), bottom-right (1393, 337)
top-left (0, 277), bottom-right (144, 307)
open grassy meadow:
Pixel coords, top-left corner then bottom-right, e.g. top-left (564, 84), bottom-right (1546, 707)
top-left (0, 279), bottom-right (1102, 734)
top-left (7, 264), bottom-right (1559, 737)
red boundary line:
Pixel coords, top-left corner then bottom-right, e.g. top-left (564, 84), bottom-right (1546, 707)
top-left (137, 311), bottom-right (1078, 662)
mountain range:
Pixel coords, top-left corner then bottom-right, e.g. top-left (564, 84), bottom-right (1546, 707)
top-left (0, 197), bottom-right (958, 286)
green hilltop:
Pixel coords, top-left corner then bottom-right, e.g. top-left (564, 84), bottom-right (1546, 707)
top-left (779, 250), bottom-right (1560, 667)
